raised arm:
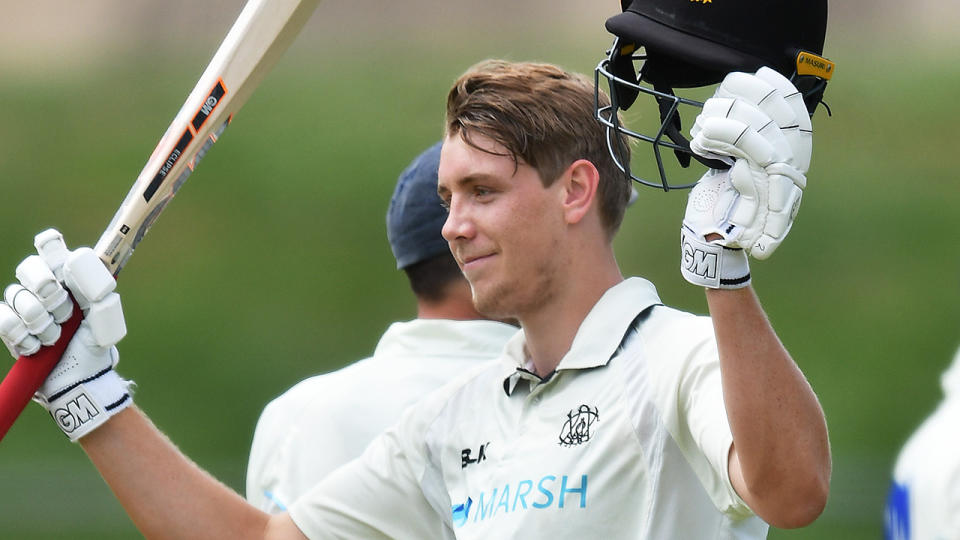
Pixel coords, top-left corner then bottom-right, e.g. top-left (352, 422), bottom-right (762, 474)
top-left (81, 407), bottom-right (306, 540)
top-left (681, 68), bottom-right (830, 527)
top-left (706, 287), bottom-right (829, 527)
top-left (0, 230), bottom-right (307, 540)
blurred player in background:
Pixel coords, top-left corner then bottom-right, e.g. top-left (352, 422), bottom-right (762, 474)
top-left (245, 142), bottom-right (517, 512)
top-left (884, 345), bottom-right (960, 540)
top-left (0, 1), bottom-right (834, 537)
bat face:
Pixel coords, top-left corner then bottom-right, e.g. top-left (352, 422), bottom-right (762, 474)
top-left (143, 79), bottom-right (228, 203)
top-left (98, 79), bottom-right (232, 277)
top-left (94, 0), bottom-right (322, 278)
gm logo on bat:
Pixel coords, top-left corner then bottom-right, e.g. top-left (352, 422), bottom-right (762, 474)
top-left (200, 95), bottom-right (219, 116)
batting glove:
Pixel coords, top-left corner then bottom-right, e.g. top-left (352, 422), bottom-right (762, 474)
top-left (0, 229), bottom-right (133, 441)
top-left (681, 68), bottom-right (812, 289)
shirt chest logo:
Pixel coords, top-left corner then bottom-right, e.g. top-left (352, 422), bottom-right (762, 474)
top-left (461, 442), bottom-right (491, 469)
top-left (558, 404), bottom-right (599, 447)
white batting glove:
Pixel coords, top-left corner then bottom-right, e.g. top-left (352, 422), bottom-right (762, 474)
top-left (680, 68), bottom-right (812, 288)
top-left (0, 229), bottom-right (133, 441)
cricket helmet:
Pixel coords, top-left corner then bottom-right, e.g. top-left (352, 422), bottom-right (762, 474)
top-left (595, 0), bottom-right (834, 190)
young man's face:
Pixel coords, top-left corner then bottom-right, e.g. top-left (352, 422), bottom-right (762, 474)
top-left (437, 133), bottom-right (568, 321)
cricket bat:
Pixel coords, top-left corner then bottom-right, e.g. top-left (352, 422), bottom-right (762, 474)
top-left (0, 0), bottom-right (322, 441)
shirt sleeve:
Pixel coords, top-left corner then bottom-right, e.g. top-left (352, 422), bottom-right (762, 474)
top-left (288, 396), bottom-right (451, 539)
top-left (246, 394), bottom-right (294, 512)
top-left (677, 332), bottom-right (753, 518)
top-left (246, 369), bottom-right (396, 513)
top-left (642, 308), bottom-right (753, 518)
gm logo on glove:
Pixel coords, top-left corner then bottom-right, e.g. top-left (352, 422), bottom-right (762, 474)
top-left (51, 386), bottom-right (103, 435)
top-left (682, 240), bottom-right (718, 281)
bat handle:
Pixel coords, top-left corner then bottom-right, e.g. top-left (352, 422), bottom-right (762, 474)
top-left (0, 300), bottom-right (82, 442)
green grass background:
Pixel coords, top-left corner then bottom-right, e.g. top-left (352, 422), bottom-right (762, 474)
top-left (0, 5), bottom-right (958, 539)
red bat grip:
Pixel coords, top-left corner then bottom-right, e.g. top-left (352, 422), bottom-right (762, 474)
top-left (0, 301), bottom-right (82, 442)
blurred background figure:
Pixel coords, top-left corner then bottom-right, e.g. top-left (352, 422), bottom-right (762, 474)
top-left (884, 345), bottom-right (960, 540)
top-left (245, 141), bottom-right (516, 512)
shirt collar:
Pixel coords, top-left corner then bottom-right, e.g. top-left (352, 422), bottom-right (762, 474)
top-left (501, 277), bottom-right (662, 393)
top-left (375, 318), bottom-right (518, 360)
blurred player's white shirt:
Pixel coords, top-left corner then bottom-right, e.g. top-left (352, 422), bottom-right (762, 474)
top-left (245, 318), bottom-right (518, 512)
top-left (289, 278), bottom-right (766, 539)
top-left (885, 346), bottom-right (960, 540)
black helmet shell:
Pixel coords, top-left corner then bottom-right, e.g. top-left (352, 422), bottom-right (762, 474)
top-left (606, 0), bottom-right (828, 88)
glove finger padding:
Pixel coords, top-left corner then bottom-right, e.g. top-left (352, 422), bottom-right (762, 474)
top-left (751, 173), bottom-right (802, 259)
top-left (714, 71), bottom-right (796, 128)
top-left (63, 248), bottom-right (126, 347)
top-left (33, 228), bottom-right (70, 282)
top-left (3, 285), bottom-right (59, 346)
top-left (686, 68), bottom-right (810, 261)
top-left (724, 163), bottom-right (804, 259)
top-left (691, 98), bottom-right (792, 167)
top-left (714, 69), bottom-right (812, 173)
top-left (753, 67), bottom-right (813, 172)
top-left (0, 302), bottom-right (41, 357)
top-left (693, 98), bottom-right (798, 171)
top-left (16, 255), bottom-right (72, 324)
top-left (727, 159), bottom-right (765, 237)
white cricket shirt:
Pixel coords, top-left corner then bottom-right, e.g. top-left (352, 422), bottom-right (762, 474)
top-left (885, 346), bottom-right (960, 540)
top-left (245, 318), bottom-right (518, 512)
top-left (289, 277), bottom-right (766, 539)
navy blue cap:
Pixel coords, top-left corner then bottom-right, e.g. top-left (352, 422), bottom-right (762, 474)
top-left (387, 142), bottom-right (450, 269)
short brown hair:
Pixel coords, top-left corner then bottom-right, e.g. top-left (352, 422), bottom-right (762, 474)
top-left (445, 60), bottom-right (631, 236)
top-left (402, 251), bottom-right (465, 303)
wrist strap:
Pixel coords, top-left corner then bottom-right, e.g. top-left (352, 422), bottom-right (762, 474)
top-left (45, 370), bottom-right (134, 442)
top-left (681, 227), bottom-right (751, 289)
